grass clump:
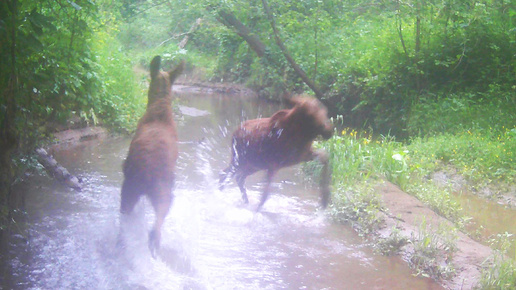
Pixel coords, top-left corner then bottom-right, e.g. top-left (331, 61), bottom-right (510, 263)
top-left (375, 225), bottom-right (408, 256)
top-left (410, 218), bottom-right (458, 280)
top-left (404, 181), bottom-right (464, 225)
top-left (479, 233), bottom-right (516, 290)
top-left (314, 128), bottom-right (465, 227)
top-left (328, 184), bottom-right (383, 236)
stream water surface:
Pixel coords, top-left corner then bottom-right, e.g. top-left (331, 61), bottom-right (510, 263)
top-left (4, 92), bottom-right (443, 289)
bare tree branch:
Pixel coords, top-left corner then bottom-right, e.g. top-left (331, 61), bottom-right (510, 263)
top-left (178, 18), bottom-right (202, 49)
top-left (261, 0), bottom-right (324, 99)
top-left (214, 6), bottom-right (324, 99)
top-left (217, 10), bottom-right (266, 57)
top-left (157, 18), bottom-right (202, 49)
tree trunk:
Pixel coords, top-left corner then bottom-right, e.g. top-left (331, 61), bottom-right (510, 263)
top-left (415, 0), bottom-right (422, 92)
top-left (314, 3), bottom-right (319, 81)
top-left (396, 0), bottom-right (408, 56)
top-left (1, 0), bottom-right (19, 244)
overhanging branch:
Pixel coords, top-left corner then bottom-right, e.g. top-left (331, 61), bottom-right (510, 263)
top-left (260, 0), bottom-right (324, 99)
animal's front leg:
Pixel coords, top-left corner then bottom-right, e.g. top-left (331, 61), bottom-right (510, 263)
top-left (256, 169), bottom-right (276, 211)
top-left (219, 166), bottom-right (234, 191)
top-left (235, 172), bottom-right (249, 204)
top-left (312, 149), bottom-right (331, 208)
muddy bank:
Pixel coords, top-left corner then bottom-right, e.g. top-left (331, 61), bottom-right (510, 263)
top-left (174, 83), bottom-right (257, 96)
top-left (32, 127), bottom-right (109, 190)
top-left (48, 126), bottom-right (109, 153)
top-left (432, 168), bottom-right (516, 209)
top-left (377, 182), bottom-right (493, 289)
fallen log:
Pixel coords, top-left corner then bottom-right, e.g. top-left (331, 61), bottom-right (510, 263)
top-left (35, 148), bottom-right (81, 191)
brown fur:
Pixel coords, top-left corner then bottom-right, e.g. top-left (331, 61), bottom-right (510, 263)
top-left (220, 96), bottom-right (333, 210)
top-left (120, 56), bottom-right (184, 257)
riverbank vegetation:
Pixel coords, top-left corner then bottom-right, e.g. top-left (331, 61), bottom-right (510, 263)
top-left (1, 0), bottom-right (515, 287)
top-left (312, 124), bottom-right (515, 285)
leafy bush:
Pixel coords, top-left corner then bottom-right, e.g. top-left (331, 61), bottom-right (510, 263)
top-left (407, 89), bottom-right (516, 137)
top-left (90, 27), bottom-right (144, 132)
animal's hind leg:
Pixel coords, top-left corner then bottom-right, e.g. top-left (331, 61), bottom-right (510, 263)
top-left (120, 179), bottom-right (140, 215)
top-left (256, 169), bottom-right (275, 211)
top-left (148, 184), bottom-right (173, 258)
top-left (219, 166), bottom-right (234, 191)
top-left (235, 172), bottom-right (249, 204)
top-left (118, 179), bottom-right (141, 249)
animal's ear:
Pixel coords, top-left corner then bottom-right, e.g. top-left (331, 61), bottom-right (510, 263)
top-left (281, 92), bottom-right (293, 103)
top-left (168, 60), bottom-right (185, 84)
top-left (285, 96), bottom-right (302, 108)
top-left (150, 56), bottom-right (161, 79)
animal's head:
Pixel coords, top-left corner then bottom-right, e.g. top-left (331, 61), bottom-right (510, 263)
top-left (148, 56), bottom-right (185, 107)
top-left (290, 96), bottom-right (333, 140)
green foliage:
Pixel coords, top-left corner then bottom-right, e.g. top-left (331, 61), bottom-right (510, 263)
top-left (117, 0), bottom-right (219, 81)
top-left (343, 0), bottom-right (516, 135)
top-left (1, 0), bottom-right (98, 131)
top-left (90, 26), bottom-right (144, 132)
top-left (407, 126), bottom-right (516, 187)
top-left (0, 0), bottom-right (148, 230)
top-left (316, 128), bottom-right (467, 279)
top-left (116, 1), bottom-right (516, 135)
top-left (404, 181), bottom-right (464, 223)
top-left (0, 0), bottom-right (151, 135)
top-left (407, 88), bottom-right (516, 137)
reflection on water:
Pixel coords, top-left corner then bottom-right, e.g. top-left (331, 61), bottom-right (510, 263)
top-left (4, 92), bottom-right (442, 289)
top-left (456, 192), bottom-right (516, 257)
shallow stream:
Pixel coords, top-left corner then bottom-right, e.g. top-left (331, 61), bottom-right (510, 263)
top-left (4, 92), bottom-right (443, 289)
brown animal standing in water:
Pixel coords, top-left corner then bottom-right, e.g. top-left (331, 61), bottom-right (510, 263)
top-left (120, 56), bottom-right (184, 257)
top-left (219, 96), bottom-right (333, 210)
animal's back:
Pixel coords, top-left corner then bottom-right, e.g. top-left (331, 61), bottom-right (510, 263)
top-left (232, 112), bottom-right (306, 170)
top-left (124, 122), bottom-right (178, 186)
